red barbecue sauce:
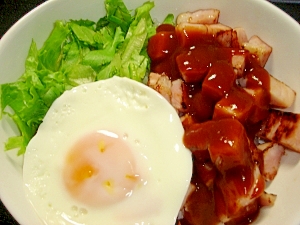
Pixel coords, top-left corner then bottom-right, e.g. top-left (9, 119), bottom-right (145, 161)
top-left (148, 24), bottom-right (271, 225)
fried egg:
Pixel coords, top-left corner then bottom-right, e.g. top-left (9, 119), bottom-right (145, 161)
top-left (23, 76), bottom-right (192, 225)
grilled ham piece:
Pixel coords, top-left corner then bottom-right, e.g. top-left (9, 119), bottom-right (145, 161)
top-left (242, 35), bottom-right (272, 67)
top-left (147, 72), bottom-right (185, 112)
top-left (256, 142), bottom-right (285, 181)
top-left (176, 9), bottom-right (220, 25)
top-left (257, 109), bottom-right (300, 153)
top-left (239, 74), bottom-right (296, 109)
top-left (269, 74), bottom-right (296, 108)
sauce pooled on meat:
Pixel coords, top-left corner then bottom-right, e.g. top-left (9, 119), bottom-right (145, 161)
top-left (148, 22), bottom-right (273, 225)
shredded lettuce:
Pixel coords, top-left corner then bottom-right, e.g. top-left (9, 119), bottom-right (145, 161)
top-left (0, 0), bottom-right (157, 155)
top-left (163, 14), bottom-right (175, 25)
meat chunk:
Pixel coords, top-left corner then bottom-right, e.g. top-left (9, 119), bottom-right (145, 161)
top-left (269, 74), bottom-right (296, 108)
top-left (232, 54), bottom-right (246, 77)
top-left (176, 47), bottom-right (211, 83)
top-left (176, 9), bottom-right (220, 25)
top-left (257, 109), bottom-right (300, 153)
top-left (147, 30), bottom-right (177, 61)
top-left (242, 87), bottom-right (270, 123)
top-left (147, 71), bottom-right (161, 87)
top-left (216, 164), bottom-right (264, 223)
top-left (239, 74), bottom-right (296, 109)
top-left (232, 27), bottom-right (248, 48)
top-left (176, 23), bottom-right (233, 47)
top-left (176, 23), bottom-right (232, 47)
top-left (216, 29), bottom-right (233, 47)
top-left (182, 118), bottom-right (266, 224)
top-left (147, 72), bottom-right (185, 112)
top-left (259, 192), bottom-right (277, 207)
top-left (202, 60), bottom-right (236, 102)
top-left (213, 86), bottom-right (254, 125)
top-left (184, 118), bottom-right (252, 171)
top-left (242, 35), bottom-right (272, 67)
top-left (256, 142), bottom-right (285, 181)
top-left (181, 180), bottom-right (222, 225)
top-left (180, 114), bottom-right (195, 129)
top-left (147, 72), bottom-right (172, 102)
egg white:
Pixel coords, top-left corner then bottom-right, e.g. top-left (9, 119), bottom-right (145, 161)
top-left (23, 76), bottom-right (192, 225)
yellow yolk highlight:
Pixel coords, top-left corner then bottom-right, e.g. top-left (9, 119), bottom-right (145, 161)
top-left (71, 164), bottom-right (96, 182)
top-left (63, 130), bottom-right (140, 207)
top-left (98, 139), bottom-right (106, 153)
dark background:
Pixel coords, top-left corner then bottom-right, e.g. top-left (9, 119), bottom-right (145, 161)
top-left (0, 0), bottom-right (299, 224)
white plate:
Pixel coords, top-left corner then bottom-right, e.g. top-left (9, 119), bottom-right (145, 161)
top-left (0, 0), bottom-right (300, 224)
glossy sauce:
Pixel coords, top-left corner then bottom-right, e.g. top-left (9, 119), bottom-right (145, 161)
top-left (148, 24), bottom-right (271, 225)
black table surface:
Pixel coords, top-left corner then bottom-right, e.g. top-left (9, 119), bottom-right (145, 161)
top-left (0, 0), bottom-right (299, 224)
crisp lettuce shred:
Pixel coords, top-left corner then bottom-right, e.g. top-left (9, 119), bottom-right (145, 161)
top-left (0, 0), bottom-right (157, 155)
top-left (162, 14), bottom-right (175, 25)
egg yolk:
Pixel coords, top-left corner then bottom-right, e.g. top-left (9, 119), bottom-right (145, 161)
top-left (63, 130), bottom-right (140, 207)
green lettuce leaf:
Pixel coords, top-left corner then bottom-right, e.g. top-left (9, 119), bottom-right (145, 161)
top-left (97, 1), bottom-right (155, 81)
top-left (104, 0), bottom-right (132, 32)
top-left (38, 21), bottom-right (70, 71)
top-left (163, 13), bottom-right (175, 25)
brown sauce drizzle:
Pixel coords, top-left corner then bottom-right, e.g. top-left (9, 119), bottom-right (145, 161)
top-left (148, 23), bottom-right (272, 225)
